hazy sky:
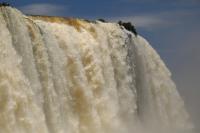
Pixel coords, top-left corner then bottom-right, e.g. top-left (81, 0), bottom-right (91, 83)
top-left (6, 0), bottom-right (200, 131)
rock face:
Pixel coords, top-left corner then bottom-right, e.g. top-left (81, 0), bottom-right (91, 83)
top-left (0, 6), bottom-right (193, 133)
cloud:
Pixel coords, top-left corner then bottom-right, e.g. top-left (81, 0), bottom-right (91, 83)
top-left (120, 0), bottom-right (200, 5)
top-left (107, 10), bottom-right (199, 30)
top-left (107, 15), bottom-right (167, 29)
top-left (20, 3), bottom-right (67, 16)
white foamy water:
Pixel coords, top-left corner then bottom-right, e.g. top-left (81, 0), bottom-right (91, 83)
top-left (0, 6), bottom-right (193, 133)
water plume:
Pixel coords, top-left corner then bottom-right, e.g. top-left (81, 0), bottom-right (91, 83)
top-left (0, 6), bottom-right (193, 133)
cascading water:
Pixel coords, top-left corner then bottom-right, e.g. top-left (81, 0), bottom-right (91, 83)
top-left (0, 6), bottom-right (193, 133)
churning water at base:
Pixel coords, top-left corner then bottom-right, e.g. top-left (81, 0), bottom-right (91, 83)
top-left (0, 6), bottom-right (193, 133)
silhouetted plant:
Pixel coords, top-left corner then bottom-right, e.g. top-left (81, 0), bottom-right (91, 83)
top-left (118, 21), bottom-right (137, 36)
top-left (0, 2), bottom-right (10, 7)
top-left (83, 19), bottom-right (96, 23)
top-left (98, 19), bottom-right (106, 22)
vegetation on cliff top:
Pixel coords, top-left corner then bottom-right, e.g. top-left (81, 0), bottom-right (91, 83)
top-left (0, 2), bottom-right (10, 7)
top-left (118, 21), bottom-right (137, 36)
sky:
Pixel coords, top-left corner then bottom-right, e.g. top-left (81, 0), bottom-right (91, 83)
top-left (4, 0), bottom-right (200, 131)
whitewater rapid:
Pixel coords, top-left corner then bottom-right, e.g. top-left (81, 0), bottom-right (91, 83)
top-left (0, 6), bottom-right (193, 133)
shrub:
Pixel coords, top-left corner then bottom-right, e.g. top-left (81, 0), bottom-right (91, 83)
top-left (0, 2), bottom-right (10, 7)
top-left (118, 21), bottom-right (137, 36)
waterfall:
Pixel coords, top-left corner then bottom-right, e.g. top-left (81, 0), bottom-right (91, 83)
top-left (0, 6), bottom-right (193, 133)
